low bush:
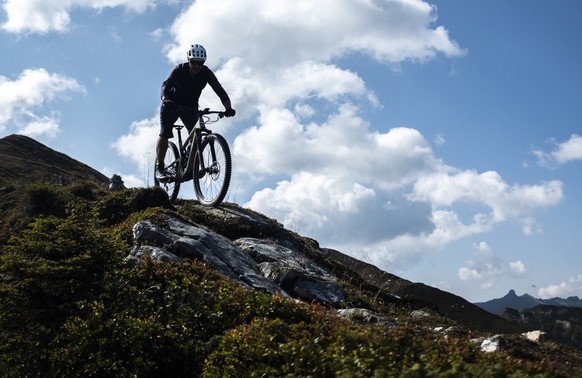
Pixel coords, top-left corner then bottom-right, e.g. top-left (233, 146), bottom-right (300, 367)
top-left (0, 212), bottom-right (122, 376)
top-left (94, 187), bottom-right (172, 226)
top-left (0, 184), bottom-right (580, 376)
top-left (48, 259), bottom-right (321, 377)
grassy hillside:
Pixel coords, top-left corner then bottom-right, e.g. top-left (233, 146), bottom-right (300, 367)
top-left (1, 134), bottom-right (582, 376)
top-left (0, 181), bottom-right (581, 377)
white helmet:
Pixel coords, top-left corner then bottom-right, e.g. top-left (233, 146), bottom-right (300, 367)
top-left (187, 44), bottom-right (207, 61)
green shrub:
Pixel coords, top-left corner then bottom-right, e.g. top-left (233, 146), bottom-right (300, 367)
top-left (94, 187), bottom-right (171, 226)
top-left (0, 212), bottom-right (120, 376)
top-left (1, 181), bottom-right (108, 240)
top-left (48, 259), bottom-right (328, 377)
top-left (203, 317), bottom-right (547, 377)
top-left (0, 182), bottom-right (580, 376)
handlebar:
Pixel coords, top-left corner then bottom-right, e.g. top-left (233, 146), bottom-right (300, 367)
top-left (163, 101), bottom-right (227, 118)
top-left (199, 108), bottom-right (226, 118)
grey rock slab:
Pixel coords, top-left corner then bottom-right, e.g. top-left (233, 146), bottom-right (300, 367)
top-left (132, 215), bottom-right (284, 296)
top-left (235, 237), bottom-right (347, 304)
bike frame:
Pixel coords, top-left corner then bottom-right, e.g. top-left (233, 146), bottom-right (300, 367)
top-left (172, 107), bottom-right (223, 184)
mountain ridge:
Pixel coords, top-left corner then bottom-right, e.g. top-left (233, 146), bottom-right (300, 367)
top-left (0, 134), bottom-right (109, 187)
top-left (475, 289), bottom-right (582, 315)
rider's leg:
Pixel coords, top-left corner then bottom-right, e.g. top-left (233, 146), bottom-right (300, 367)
top-left (156, 136), bottom-right (169, 169)
top-left (157, 102), bottom-right (179, 171)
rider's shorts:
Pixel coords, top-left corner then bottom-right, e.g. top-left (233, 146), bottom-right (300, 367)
top-left (159, 102), bottom-right (198, 138)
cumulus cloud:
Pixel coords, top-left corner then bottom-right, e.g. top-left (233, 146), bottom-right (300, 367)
top-left (409, 171), bottom-right (563, 222)
top-left (533, 134), bottom-right (582, 168)
top-left (509, 261), bottom-right (527, 276)
top-left (112, 0), bottom-right (563, 272)
top-left (458, 242), bottom-right (527, 288)
top-left (111, 115), bottom-right (159, 168)
top-left (538, 275), bottom-right (582, 299)
top-left (165, 0), bottom-right (465, 67)
top-left (0, 68), bottom-right (85, 138)
top-left (1, 0), bottom-right (157, 33)
top-left (242, 103), bottom-right (561, 269)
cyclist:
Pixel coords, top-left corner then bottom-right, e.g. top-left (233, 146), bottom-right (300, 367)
top-left (155, 44), bottom-right (235, 180)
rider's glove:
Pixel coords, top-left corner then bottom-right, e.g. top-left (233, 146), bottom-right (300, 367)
top-left (224, 108), bottom-right (236, 117)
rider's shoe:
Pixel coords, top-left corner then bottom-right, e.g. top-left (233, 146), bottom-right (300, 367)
top-left (155, 166), bottom-right (169, 181)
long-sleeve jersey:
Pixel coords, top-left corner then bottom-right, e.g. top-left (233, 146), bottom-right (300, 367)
top-left (160, 63), bottom-right (230, 107)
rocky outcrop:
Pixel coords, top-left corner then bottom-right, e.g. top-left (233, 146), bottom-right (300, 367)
top-left (128, 213), bottom-right (346, 305)
top-left (235, 238), bottom-right (347, 304)
top-left (108, 174), bottom-right (126, 192)
top-left (336, 308), bottom-right (390, 325)
top-left (123, 202), bottom-right (523, 334)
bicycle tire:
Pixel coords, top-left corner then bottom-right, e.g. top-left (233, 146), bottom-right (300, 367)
top-left (154, 141), bottom-right (181, 202)
top-left (193, 133), bottom-right (231, 206)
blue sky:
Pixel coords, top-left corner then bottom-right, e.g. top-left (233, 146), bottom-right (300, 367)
top-left (1, 0), bottom-right (581, 303)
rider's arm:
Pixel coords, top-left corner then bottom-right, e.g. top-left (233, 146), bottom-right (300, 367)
top-left (160, 78), bottom-right (174, 101)
top-left (206, 68), bottom-right (232, 109)
top-left (160, 64), bottom-right (186, 101)
top-left (222, 99), bottom-right (233, 111)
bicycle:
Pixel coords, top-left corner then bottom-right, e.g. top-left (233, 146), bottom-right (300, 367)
top-left (154, 103), bottom-right (232, 206)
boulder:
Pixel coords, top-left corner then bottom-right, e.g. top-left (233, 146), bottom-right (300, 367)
top-left (131, 215), bottom-right (284, 296)
top-left (337, 308), bottom-right (388, 325)
top-left (129, 214), bottom-right (350, 305)
top-left (235, 237), bottom-right (347, 305)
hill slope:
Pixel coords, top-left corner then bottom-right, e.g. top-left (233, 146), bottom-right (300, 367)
top-left (0, 134), bottom-right (109, 187)
top-left (0, 133), bottom-right (515, 333)
top-left (2, 134), bottom-right (582, 376)
top-left (0, 134), bottom-right (110, 237)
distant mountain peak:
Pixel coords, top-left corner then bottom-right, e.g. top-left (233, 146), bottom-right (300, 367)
top-left (476, 289), bottom-right (582, 315)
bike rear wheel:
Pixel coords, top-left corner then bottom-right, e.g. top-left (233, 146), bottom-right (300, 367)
top-left (154, 141), bottom-right (181, 202)
top-left (193, 133), bottom-right (231, 206)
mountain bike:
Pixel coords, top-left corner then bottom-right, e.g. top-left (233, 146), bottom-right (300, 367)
top-left (154, 104), bottom-right (232, 206)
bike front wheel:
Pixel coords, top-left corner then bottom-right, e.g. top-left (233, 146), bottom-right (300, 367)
top-left (154, 141), bottom-right (181, 202)
top-left (193, 133), bottom-right (231, 206)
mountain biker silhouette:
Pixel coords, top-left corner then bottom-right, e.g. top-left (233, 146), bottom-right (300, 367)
top-left (155, 44), bottom-right (235, 180)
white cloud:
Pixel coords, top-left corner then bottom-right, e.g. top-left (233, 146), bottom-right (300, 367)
top-left (111, 115), bottom-right (159, 171)
top-left (533, 134), bottom-right (582, 168)
top-left (538, 275), bottom-right (582, 299)
top-left (409, 170), bottom-right (563, 222)
top-left (247, 172), bottom-right (377, 233)
top-left (553, 134), bottom-right (582, 163)
top-left (475, 241), bottom-right (492, 252)
top-left (111, 0), bottom-right (564, 272)
top-left (521, 217), bottom-right (543, 236)
top-left (458, 243), bottom-right (527, 285)
top-left (234, 104), bottom-right (441, 188)
top-left (19, 114), bottom-right (61, 138)
top-left (1, 0), bottom-right (156, 33)
top-left (0, 68), bottom-right (85, 138)
top-left (509, 261), bottom-right (527, 277)
top-left (434, 134), bottom-right (446, 146)
top-left (165, 0), bottom-right (465, 67)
